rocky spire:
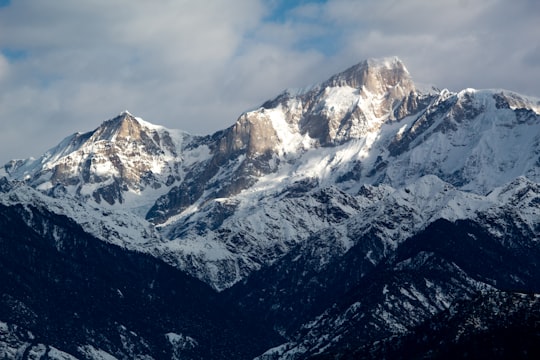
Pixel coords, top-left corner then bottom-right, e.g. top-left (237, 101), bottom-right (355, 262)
top-left (89, 111), bottom-right (143, 142)
top-left (326, 56), bottom-right (415, 97)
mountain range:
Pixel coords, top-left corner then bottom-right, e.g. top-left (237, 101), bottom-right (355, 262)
top-left (1, 56), bottom-right (540, 359)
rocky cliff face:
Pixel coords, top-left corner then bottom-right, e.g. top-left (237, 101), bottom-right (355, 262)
top-left (259, 56), bottom-right (421, 146)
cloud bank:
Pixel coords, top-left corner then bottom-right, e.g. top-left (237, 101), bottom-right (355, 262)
top-left (0, 0), bottom-right (538, 162)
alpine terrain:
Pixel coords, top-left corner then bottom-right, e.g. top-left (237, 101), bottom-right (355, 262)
top-left (1, 57), bottom-right (540, 359)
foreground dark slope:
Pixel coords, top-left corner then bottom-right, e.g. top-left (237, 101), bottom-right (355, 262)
top-left (231, 217), bottom-right (540, 359)
top-left (350, 291), bottom-right (540, 359)
top-left (0, 201), bottom-right (281, 359)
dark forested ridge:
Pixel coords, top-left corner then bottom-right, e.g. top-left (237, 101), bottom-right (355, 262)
top-left (0, 202), bottom-right (281, 359)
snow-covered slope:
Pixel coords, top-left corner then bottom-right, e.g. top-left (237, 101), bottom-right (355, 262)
top-left (0, 178), bottom-right (163, 252)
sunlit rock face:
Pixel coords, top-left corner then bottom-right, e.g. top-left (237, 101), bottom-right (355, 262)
top-left (259, 56), bottom-right (422, 146)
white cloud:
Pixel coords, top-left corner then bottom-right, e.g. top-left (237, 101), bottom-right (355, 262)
top-left (0, 0), bottom-right (538, 162)
top-left (0, 53), bottom-right (8, 80)
top-left (318, 0), bottom-right (540, 94)
top-left (0, 0), bottom-right (270, 160)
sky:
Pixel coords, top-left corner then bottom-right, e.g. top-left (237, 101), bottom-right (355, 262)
top-left (0, 0), bottom-right (539, 163)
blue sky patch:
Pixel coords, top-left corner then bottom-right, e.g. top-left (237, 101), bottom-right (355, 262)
top-left (265, 0), bottom-right (327, 23)
top-left (2, 48), bottom-right (29, 62)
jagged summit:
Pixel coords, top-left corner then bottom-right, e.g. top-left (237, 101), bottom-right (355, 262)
top-left (91, 111), bottom-right (141, 142)
top-left (268, 57), bottom-right (415, 101)
top-left (251, 57), bottom-right (422, 150)
top-left (89, 111), bottom-right (170, 144)
top-left (326, 56), bottom-right (415, 96)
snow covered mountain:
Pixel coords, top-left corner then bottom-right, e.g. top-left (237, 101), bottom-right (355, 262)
top-left (151, 57), bottom-right (540, 290)
top-left (3, 111), bottom-right (189, 215)
top-left (1, 56), bottom-right (540, 358)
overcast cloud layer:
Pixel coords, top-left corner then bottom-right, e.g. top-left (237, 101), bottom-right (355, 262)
top-left (0, 0), bottom-right (539, 163)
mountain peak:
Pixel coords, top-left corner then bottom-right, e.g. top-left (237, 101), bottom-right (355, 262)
top-left (2, 110), bottom-right (184, 207)
top-left (91, 111), bottom-right (145, 143)
top-left (326, 56), bottom-right (414, 96)
top-left (364, 56), bottom-right (405, 69)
